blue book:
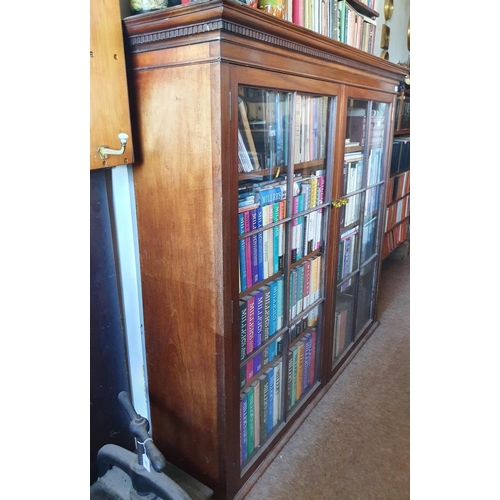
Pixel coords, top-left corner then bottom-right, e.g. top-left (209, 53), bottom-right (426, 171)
top-left (269, 280), bottom-right (278, 337)
top-left (239, 239), bottom-right (247, 292)
top-left (251, 233), bottom-right (259, 285)
top-left (241, 392), bottom-right (248, 463)
top-left (276, 276), bottom-right (284, 331)
top-left (266, 367), bottom-right (274, 435)
top-left (250, 290), bottom-right (264, 349)
top-left (253, 352), bottom-right (262, 374)
top-left (273, 225), bottom-right (279, 274)
top-left (238, 212), bottom-right (245, 236)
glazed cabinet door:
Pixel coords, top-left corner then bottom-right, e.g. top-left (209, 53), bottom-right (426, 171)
top-left (233, 74), bottom-right (340, 479)
top-left (330, 95), bottom-right (392, 368)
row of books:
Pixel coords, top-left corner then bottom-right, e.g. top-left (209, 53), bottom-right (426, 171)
top-left (338, 0), bottom-right (377, 55)
top-left (293, 94), bottom-right (329, 165)
top-left (343, 152), bottom-right (363, 195)
top-left (237, 169), bottom-right (326, 231)
top-left (337, 226), bottom-right (358, 282)
top-left (240, 358), bottom-right (283, 465)
top-left (240, 334), bottom-right (283, 388)
top-left (333, 294), bottom-right (353, 358)
top-left (238, 89), bottom-right (290, 172)
top-left (289, 255), bottom-right (322, 320)
top-left (290, 0), bottom-right (337, 39)
top-left (390, 137), bottom-right (410, 175)
top-left (239, 277), bottom-right (285, 361)
top-left (293, 172), bottom-right (326, 212)
top-left (238, 223), bottom-right (285, 292)
top-left (238, 200), bottom-right (286, 235)
top-left (291, 208), bottom-right (324, 262)
top-left (387, 170), bottom-right (410, 205)
top-left (288, 329), bottom-right (317, 409)
top-left (382, 219), bottom-right (409, 258)
top-left (384, 195), bottom-right (410, 232)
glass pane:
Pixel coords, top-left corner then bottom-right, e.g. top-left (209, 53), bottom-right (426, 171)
top-left (337, 226), bottom-right (359, 283)
top-left (367, 102), bottom-right (387, 186)
top-left (360, 185), bottom-right (381, 263)
top-left (345, 99), bottom-right (367, 150)
top-left (332, 282), bottom-right (355, 365)
top-left (355, 260), bottom-right (376, 337)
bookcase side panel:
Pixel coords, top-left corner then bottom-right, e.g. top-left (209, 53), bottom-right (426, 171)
top-left (131, 63), bottom-right (224, 487)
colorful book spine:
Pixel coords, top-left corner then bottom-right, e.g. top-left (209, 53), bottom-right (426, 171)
top-left (269, 280), bottom-right (278, 337)
top-left (252, 379), bottom-right (261, 449)
top-left (261, 285), bottom-right (271, 343)
top-left (291, 345), bottom-right (299, 407)
top-left (239, 300), bottom-right (247, 361)
top-left (273, 359), bottom-right (282, 426)
top-left (287, 350), bottom-right (293, 410)
top-left (244, 295), bottom-right (255, 355)
top-left (241, 392), bottom-right (248, 463)
top-left (296, 340), bottom-right (304, 402)
top-left (251, 290), bottom-right (264, 349)
top-left (239, 238), bottom-right (247, 293)
top-left (303, 332), bottom-right (312, 392)
top-left (246, 386), bottom-right (255, 456)
top-left (245, 236), bottom-right (252, 289)
top-left (310, 328), bottom-right (317, 385)
top-left (259, 373), bottom-right (268, 442)
top-left (266, 367), bottom-right (274, 435)
top-left (276, 276), bottom-right (284, 331)
top-left (273, 225), bottom-right (279, 274)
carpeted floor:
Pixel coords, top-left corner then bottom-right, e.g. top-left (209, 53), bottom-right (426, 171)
top-left (244, 252), bottom-right (410, 500)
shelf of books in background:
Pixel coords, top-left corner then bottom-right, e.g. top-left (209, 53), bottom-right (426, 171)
top-left (238, 87), bottom-right (332, 469)
top-left (382, 136), bottom-right (410, 258)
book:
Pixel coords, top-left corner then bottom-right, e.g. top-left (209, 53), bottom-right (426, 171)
top-left (276, 276), bottom-right (284, 331)
top-left (241, 392), bottom-right (248, 463)
top-left (242, 295), bottom-right (255, 355)
top-left (265, 366), bottom-right (274, 434)
top-left (259, 373), bottom-right (268, 442)
top-left (269, 279), bottom-right (278, 337)
top-left (239, 300), bottom-right (247, 361)
top-left (296, 340), bottom-right (304, 401)
top-left (252, 379), bottom-right (261, 448)
top-left (261, 285), bottom-right (271, 343)
top-left (238, 97), bottom-right (260, 170)
top-left (273, 359), bottom-right (282, 426)
top-left (250, 290), bottom-right (264, 349)
top-left (245, 385), bottom-right (255, 456)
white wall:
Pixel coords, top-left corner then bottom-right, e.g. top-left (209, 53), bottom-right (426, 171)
top-left (374, 0), bottom-right (410, 65)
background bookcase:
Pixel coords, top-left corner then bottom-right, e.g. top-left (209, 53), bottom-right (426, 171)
top-left (382, 86), bottom-right (410, 259)
top-left (123, 1), bottom-right (406, 499)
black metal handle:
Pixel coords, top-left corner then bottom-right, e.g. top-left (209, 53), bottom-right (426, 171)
top-left (118, 391), bottom-right (167, 473)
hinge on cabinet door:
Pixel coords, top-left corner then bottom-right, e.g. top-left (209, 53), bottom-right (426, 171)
top-left (229, 91), bottom-right (231, 121)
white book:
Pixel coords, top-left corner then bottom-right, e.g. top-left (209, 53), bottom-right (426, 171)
top-left (263, 229), bottom-right (269, 280)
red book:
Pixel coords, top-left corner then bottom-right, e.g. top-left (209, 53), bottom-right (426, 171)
top-left (292, 0), bottom-right (303, 26)
top-left (244, 295), bottom-right (255, 356)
